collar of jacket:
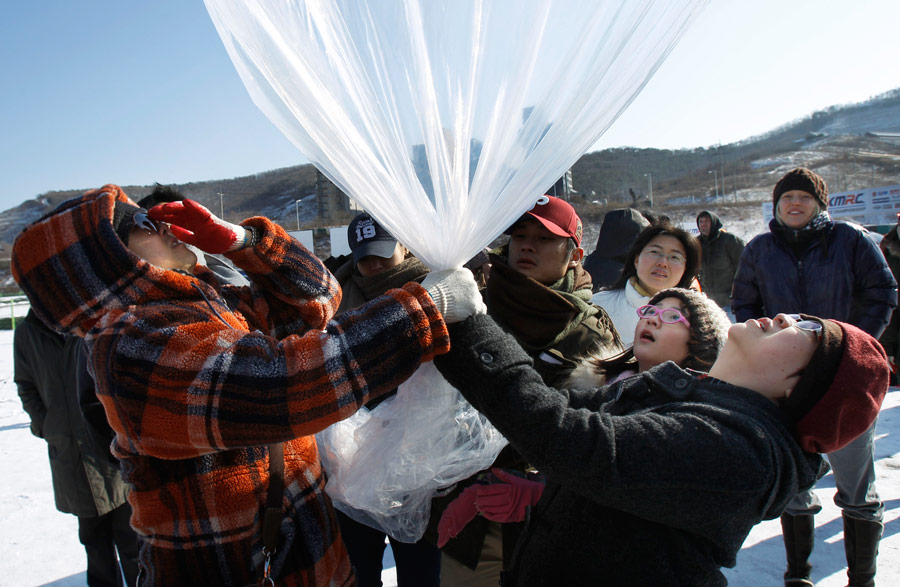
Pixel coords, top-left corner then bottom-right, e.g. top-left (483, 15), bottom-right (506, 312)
top-left (336, 256), bottom-right (429, 314)
top-left (622, 361), bottom-right (789, 418)
top-left (624, 278), bottom-right (650, 307)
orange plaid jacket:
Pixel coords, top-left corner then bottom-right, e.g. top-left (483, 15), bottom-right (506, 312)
top-left (13, 185), bottom-right (449, 586)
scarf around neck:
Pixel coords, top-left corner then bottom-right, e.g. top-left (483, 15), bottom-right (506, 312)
top-left (337, 256), bottom-right (429, 314)
top-left (485, 253), bottom-right (599, 351)
top-left (771, 211), bottom-right (833, 256)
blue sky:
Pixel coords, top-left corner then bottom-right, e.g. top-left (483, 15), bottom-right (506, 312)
top-left (1, 1), bottom-right (898, 212)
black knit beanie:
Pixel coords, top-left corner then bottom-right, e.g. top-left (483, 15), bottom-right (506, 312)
top-left (773, 167), bottom-right (828, 211)
top-left (112, 202), bottom-right (144, 245)
top-left (648, 287), bottom-right (731, 371)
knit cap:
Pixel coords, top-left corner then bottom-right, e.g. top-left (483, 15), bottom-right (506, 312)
top-left (782, 317), bottom-right (888, 454)
top-left (112, 201), bottom-right (144, 245)
top-left (773, 167), bottom-right (828, 211)
top-left (648, 287), bottom-right (731, 371)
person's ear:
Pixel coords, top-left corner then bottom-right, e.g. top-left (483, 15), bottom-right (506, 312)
top-left (569, 247), bottom-right (584, 267)
top-left (782, 374), bottom-right (803, 399)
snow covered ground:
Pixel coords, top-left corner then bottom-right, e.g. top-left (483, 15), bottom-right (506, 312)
top-left (0, 328), bottom-right (896, 586)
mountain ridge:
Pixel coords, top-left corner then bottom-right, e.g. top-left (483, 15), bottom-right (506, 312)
top-left (1, 87), bottom-right (898, 290)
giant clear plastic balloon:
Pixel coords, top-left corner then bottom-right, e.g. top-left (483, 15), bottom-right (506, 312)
top-left (204, 0), bottom-right (709, 541)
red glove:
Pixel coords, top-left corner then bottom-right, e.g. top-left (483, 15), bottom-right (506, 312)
top-left (148, 199), bottom-right (248, 254)
top-left (474, 468), bottom-right (544, 524)
top-left (437, 484), bottom-right (480, 547)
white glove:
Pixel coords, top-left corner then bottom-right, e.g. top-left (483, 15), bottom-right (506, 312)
top-left (421, 267), bottom-right (487, 324)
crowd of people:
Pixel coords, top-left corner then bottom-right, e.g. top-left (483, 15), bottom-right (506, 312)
top-left (11, 167), bottom-right (896, 587)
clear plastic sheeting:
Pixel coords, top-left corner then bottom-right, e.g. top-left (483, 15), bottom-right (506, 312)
top-left (316, 362), bottom-right (507, 541)
top-left (203, 0), bottom-right (708, 270)
top-left (203, 0), bottom-right (708, 540)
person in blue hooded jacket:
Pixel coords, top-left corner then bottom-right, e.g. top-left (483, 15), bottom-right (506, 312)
top-left (731, 167), bottom-right (897, 587)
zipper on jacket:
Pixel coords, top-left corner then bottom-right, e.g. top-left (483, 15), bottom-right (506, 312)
top-left (796, 259), bottom-right (808, 309)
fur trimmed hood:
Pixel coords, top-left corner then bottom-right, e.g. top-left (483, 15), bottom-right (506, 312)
top-left (12, 185), bottom-right (225, 337)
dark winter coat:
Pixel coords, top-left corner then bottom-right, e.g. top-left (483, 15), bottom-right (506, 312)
top-left (583, 208), bottom-right (650, 292)
top-left (14, 310), bottom-right (130, 518)
top-left (433, 314), bottom-right (827, 587)
top-left (732, 218), bottom-right (897, 338)
top-left (11, 185), bottom-right (450, 587)
top-left (878, 227), bottom-right (900, 365)
top-left (428, 255), bottom-right (622, 570)
top-left (696, 210), bottom-right (745, 308)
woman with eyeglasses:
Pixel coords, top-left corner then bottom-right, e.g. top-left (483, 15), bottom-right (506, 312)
top-left (569, 287), bottom-right (730, 392)
top-left (591, 222), bottom-right (701, 346)
top-left (427, 293), bottom-right (889, 586)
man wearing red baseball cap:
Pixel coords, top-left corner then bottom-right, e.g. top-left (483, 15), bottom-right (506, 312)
top-left (432, 194), bottom-right (622, 586)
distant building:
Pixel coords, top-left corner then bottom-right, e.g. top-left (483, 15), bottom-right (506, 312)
top-left (866, 131), bottom-right (900, 145)
top-left (546, 169), bottom-right (574, 200)
top-left (315, 170), bottom-right (361, 223)
top-left (522, 105), bottom-right (575, 200)
top-left (411, 138), bottom-right (483, 204)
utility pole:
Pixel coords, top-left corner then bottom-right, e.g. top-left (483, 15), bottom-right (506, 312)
top-left (643, 172), bottom-right (653, 208)
top-left (218, 192), bottom-right (224, 218)
top-left (718, 141), bottom-right (725, 199)
top-left (295, 199), bottom-right (302, 231)
top-left (708, 170), bottom-right (719, 198)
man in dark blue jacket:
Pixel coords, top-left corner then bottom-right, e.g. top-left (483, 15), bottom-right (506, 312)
top-left (732, 167), bottom-right (897, 587)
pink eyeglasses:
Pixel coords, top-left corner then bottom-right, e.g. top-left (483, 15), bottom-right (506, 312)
top-left (636, 304), bottom-right (691, 328)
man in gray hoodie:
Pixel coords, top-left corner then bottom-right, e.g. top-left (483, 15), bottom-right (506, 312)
top-left (696, 210), bottom-right (745, 317)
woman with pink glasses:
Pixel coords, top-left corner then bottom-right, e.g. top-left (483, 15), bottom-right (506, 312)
top-left (572, 287), bottom-right (731, 388)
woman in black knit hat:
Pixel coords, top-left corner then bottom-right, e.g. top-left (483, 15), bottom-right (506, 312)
top-left (731, 166), bottom-right (897, 587)
top-left (567, 287), bottom-right (731, 389)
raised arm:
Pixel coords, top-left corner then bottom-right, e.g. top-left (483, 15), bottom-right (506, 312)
top-left (93, 282), bottom-right (449, 460)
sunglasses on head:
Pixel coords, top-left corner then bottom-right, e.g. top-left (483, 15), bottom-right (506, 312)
top-left (636, 304), bottom-right (691, 328)
top-left (132, 211), bottom-right (160, 235)
top-left (785, 314), bottom-right (823, 339)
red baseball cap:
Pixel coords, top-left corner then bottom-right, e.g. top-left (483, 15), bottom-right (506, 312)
top-left (507, 195), bottom-right (583, 246)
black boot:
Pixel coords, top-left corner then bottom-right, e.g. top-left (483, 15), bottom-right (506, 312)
top-left (781, 513), bottom-right (816, 587)
top-left (843, 514), bottom-right (883, 587)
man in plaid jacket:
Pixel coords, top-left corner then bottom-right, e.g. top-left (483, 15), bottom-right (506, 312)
top-left (12, 185), bottom-right (483, 586)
